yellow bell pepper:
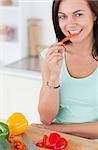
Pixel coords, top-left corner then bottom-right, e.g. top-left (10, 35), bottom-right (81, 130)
top-left (6, 112), bottom-right (28, 136)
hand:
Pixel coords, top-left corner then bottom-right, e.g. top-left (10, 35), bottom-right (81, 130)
top-left (34, 123), bottom-right (63, 133)
top-left (45, 42), bottom-right (64, 78)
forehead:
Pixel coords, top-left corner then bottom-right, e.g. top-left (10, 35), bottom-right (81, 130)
top-left (58, 0), bottom-right (89, 12)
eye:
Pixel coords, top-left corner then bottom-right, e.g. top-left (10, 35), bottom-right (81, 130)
top-left (75, 13), bottom-right (83, 17)
top-left (58, 15), bottom-right (67, 20)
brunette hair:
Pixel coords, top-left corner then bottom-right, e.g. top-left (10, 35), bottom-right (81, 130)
top-left (52, 0), bottom-right (98, 60)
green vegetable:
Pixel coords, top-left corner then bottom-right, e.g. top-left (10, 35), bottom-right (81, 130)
top-left (0, 122), bottom-right (10, 140)
top-left (0, 136), bottom-right (10, 150)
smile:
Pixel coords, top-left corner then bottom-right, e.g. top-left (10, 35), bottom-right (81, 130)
top-left (69, 29), bottom-right (82, 35)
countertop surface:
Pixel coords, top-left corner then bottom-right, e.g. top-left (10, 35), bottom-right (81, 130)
top-left (6, 56), bottom-right (41, 72)
top-left (0, 56), bottom-right (42, 79)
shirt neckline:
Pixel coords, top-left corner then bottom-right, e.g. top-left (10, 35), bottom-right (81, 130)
top-left (63, 52), bottom-right (98, 80)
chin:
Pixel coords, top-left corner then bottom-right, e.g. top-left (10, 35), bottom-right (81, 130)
top-left (70, 38), bottom-right (83, 43)
top-left (70, 34), bottom-right (87, 43)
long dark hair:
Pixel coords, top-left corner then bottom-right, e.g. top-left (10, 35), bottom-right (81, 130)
top-left (52, 0), bottom-right (98, 60)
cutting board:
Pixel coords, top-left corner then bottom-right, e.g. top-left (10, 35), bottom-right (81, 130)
top-left (21, 125), bottom-right (98, 150)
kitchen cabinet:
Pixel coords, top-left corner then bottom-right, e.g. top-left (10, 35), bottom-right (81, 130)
top-left (0, 68), bottom-right (42, 124)
top-left (0, 0), bottom-right (34, 65)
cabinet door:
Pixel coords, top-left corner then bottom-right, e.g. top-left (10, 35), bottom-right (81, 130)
top-left (3, 73), bottom-right (42, 124)
top-left (0, 71), bottom-right (6, 121)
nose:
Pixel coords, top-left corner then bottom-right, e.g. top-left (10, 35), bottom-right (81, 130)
top-left (66, 17), bottom-right (77, 30)
top-left (66, 16), bottom-right (76, 24)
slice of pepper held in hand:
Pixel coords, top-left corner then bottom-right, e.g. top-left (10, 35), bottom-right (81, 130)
top-left (60, 33), bottom-right (78, 49)
top-left (60, 34), bottom-right (77, 43)
top-left (0, 122), bottom-right (10, 140)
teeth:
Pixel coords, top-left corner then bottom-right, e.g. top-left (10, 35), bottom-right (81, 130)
top-left (69, 30), bottom-right (81, 34)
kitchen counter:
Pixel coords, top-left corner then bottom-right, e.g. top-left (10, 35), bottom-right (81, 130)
top-left (6, 56), bottom-right (40, 72)
top-left (0, 56), bottom-right (41, 79)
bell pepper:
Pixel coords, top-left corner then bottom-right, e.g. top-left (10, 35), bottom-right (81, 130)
top-left (36, 132), bottom-right (68, 150)
top-left (36, 134), bottom-right (48, 148)
top-left (0, 122), bottom-right (10, 140)
top-left (10, 139), bottom-right (27, 150)
top-left (46, 133), bottom-right (61, 149)
top-left (54, 137), bottom-right (68, 150)
top-left (6, 112), bottom-right (28, 136)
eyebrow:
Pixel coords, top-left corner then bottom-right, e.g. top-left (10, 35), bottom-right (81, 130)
top-left (58, 9), bottom-right (85, 15)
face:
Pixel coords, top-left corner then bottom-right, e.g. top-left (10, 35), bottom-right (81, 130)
top-left (58, 0), bottom-right (96, 43)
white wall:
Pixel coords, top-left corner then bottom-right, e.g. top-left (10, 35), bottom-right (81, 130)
top-left (19, 0), bottom-right (56, 58)
top-left (0, 0), bottom-right (56, 65)
top-left (26, 0), bottom-right (56, 46)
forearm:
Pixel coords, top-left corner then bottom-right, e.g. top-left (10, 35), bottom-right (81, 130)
top-left (42, 122), bottom-right (98, 139)
top-left (64, 122), bottom-right (98, 139)
top-left (38, 84), bottom-right (60, 124)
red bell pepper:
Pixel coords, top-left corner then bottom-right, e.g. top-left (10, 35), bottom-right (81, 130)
top-left (46, 133), bottom-right (60, 149)
top-left (36, 134), bottom-right (48, 147)
top-left (54, 137), bottom-right (68, 150)
top-left (36, 139), bottom-right (43, 147)
top-left (36, 132), bottom-right (68, 150)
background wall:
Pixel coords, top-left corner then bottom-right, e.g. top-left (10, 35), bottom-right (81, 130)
top-left (0, 0), bottom-right (56, 65)
top-left (28, 0), bottom-right (56, 45)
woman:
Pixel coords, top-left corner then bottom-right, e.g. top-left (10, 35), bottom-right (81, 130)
top-left (38, 0), bottom-right (98, 139)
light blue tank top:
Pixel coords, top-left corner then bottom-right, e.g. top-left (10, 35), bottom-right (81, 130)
top-left (40, 48), bottom-right (98, 124)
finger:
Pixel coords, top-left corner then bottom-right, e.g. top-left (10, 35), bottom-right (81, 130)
top-left (48, 48), bottom-right (63, 60)
top-left (47, 53), bottom-right (63, 63)
top-left (46, 51), bottom-right (63, 60)
top-left (50, 45), bottom-right (64, 51)
top-left (46, 45), bottom-right (64, 57)
top-left (61, 43), bottom-right (66, 49)
top-left (51, 41), bottom-right (63, 47)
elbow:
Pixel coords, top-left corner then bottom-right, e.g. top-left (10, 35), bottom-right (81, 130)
top-left (38, 106), bottom-right (57, 125)
top-left (38, 107), bottom-right (53, 125)
top-left (39, 115), bottom-right (53, 125)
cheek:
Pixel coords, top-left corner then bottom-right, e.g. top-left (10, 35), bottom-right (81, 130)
top-left (59, 21), bottom-right (68, 35)
top-left (59, 21), bottom-right (65, 29)
top-left (82, 19), bottom-right (94, 32)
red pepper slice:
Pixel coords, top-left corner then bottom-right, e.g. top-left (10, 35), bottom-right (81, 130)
top-left (36, 134), bottom-right (48, 148)
top-left (36, 139), bottom-right (43, 147)
top-left (43, 134), bottom-right (48, 147)
top-left (46, 133), bottom-right (60, 149)
top-left (36, 132), bottom-right (69, 150)
top-left (54, 137), bottom-right (68, 150)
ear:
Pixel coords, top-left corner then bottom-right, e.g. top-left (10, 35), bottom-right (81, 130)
top-left (93, 15), bottom-right (97, 21)
top-left (92, 12), bottom-right (97, 21)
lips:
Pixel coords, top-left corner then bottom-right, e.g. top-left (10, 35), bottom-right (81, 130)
top-left (68, 29), bottom-right (82, 35)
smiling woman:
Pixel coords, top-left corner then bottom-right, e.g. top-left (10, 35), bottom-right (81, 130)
top-left (38, 0), bottom-right (98, 139)
top-left (53, 0), bottom-right (98, 59)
